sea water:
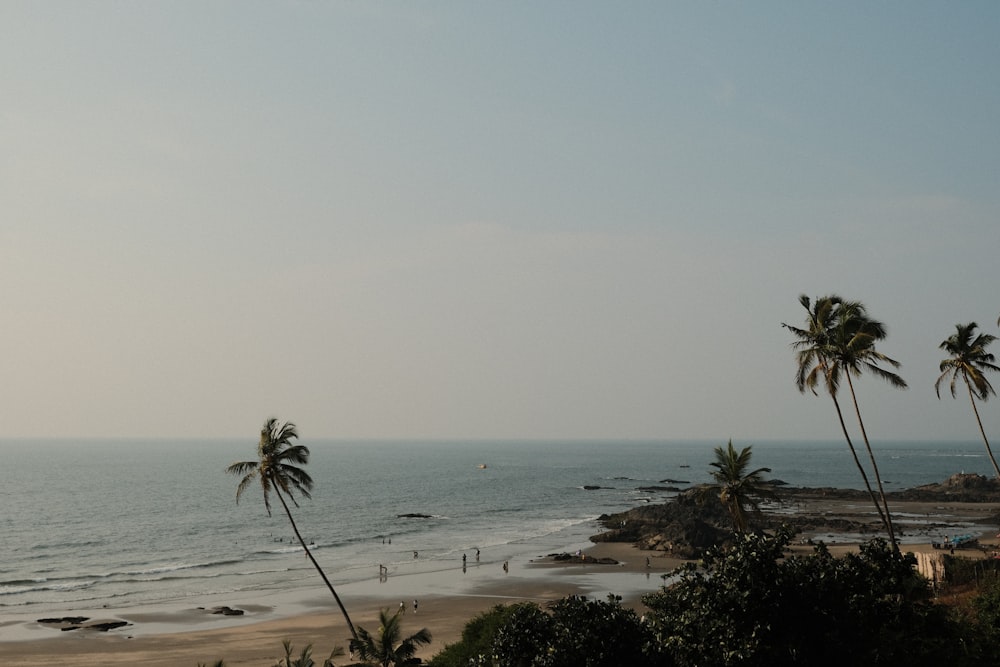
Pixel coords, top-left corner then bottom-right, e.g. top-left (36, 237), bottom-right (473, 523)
top-left (0, 438), bottom-right (993, 615)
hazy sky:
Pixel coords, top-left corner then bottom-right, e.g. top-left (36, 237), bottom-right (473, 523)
top-left (2, 2), bottom-right (998, 441)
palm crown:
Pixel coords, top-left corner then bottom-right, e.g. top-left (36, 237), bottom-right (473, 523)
top-left (228, 418), bottom-right (313, 516)
top-left (936, 323), bottom-right (1000, 478)
top-left (350, 608), bottom-right (432, 667)
top-left (701, 440), bottom-right (777, 534)
top-left (936, 322), bottom-right (999, 400)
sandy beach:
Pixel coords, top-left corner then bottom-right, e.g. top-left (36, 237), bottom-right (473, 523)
top-left (0, 542), bottom-right (673, 667)
top-left (2, 497), bottom-right (997, 667)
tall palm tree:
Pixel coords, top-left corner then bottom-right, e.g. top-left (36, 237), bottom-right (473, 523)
top-left (827, 299), bottom-right (907, 551)
top-left (349, 608), bottom-right (432, 667)
top-left (936, 322), bottom-right (1000, 478)
top-left (784, 295), bottom-right (906, 550)
top-left (784, 295), bottom-right (890, 537)
top-left (697, 440), bottom-right (778, 533)
top-left (227, 418), bottom-right (358, 641)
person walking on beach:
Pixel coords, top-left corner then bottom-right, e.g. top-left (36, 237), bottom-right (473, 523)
top-left (475, 548), bottom-right (480, 561)
top-left (399, 601), bottom-right (405, 614)
top-left (502, 560), bottom-right (509, 573)
top-left (413, 599), bottom-right (418, 614)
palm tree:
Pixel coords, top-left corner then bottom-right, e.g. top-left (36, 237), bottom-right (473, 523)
top-left (349, 608), bottom-right (432, 667)
top-left (274, 639), bottom-right (345, 667)
top-left (784, 296), bottom-right (890, 535)
top-left (827, 299), bottom-right (907, 550)
top-left (936, 322), bottom-right (1000, 478)
top-left (227, 418), bottom-right (358, 641)
top-left (784, 295), bottom-right (906, 550)
top-left (697, 440), bottom-right (777, 533)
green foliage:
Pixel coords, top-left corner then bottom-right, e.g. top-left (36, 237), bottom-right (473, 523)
top-left (536, 594), bottom-right (664, 666)
top-left (944, 554), bottom-right (1000, 586)
top-left (696, 440), bottom-right (777, 533)
top-left (427, 604), bottom-right (524, 667)
top-left (642, 528), bottom-right (968, 666)
top-left (490, 603), bottom-right (552, 667)
top-left (350, 608), bottom-right (432, 667)
top-left (973, 572), bottom-right (1000, 629)
top-left (441, 596), bottom-right (663, 667)
top-left (272, 639), bottom-right (344, 667)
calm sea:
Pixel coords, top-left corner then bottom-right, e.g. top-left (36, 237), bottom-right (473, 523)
top-left (0, 439), bottom-right (992, 615)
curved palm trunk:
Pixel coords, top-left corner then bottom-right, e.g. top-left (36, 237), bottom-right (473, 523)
top-left (845, 374), bottom-right (899, 553)
top-left (828, 391), bottom-right (889, 533)
top-left (273, 486), bottom-right (359, 641)
top-left (965, 375), bottom-right (1000, 478)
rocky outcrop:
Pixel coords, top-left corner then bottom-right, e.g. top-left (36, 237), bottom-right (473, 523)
top-left (547, 552), bottom-right (620, 565)
top-left (209, 606), bottom-right (245, 616)
top-left (591, 475), bottom-right (1000, 559)
top-left (38, 616), bottom-right (89, 625)
top-left (38, 617), bottom-right (131, 632)
top-left (592, 491), bottom-right (731, 558)
top-left (894, 473), bottom-right (1000, 502)
top-left (86, 621), bottom-right (130, 632)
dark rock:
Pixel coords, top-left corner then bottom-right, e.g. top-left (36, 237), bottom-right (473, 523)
top-left (658, 479), bottom-right (690, 485)
top-left (38, 616), bottom-right (89, 625)
top-left (637, 486), bottom-right (681, 492)
top-left (88, 621), bottom-right (130, 632)
top-left (583, 485), bottom-right (614, 490)
top-left (397, 513), bottom-right (434, 518)
top-left (592, 490), bottom-right (731, 558)
top-left (210, 606), bottom-right (245, 616)
top-left (546, 552), bottom-right (619, 565)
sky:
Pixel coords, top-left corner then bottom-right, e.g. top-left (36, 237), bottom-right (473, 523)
top-left (2, 2), bottom-right (998, 442)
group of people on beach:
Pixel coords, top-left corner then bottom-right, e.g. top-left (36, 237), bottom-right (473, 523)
top-left (379, 545), bottom-right (495, 579)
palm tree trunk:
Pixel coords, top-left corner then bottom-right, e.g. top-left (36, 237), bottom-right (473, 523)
top-left (829, 392), bottom-right (889, 533)
top-left (273, 486), bottom-right (359, 641)
top-left (845, 374), bottom-right (899, 553)
top-left (966, 375), bottom-right (1000, 478)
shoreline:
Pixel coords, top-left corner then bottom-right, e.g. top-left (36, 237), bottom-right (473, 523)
top-left (3, 495), bottom-right (999, 666)
top-left (0, 542), bottom-right (664, 667)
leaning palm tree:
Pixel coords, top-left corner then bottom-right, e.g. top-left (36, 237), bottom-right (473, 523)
top-left (696, 440), bottom-right (778, 533)
top-left (936, 322), bottom-right (1000, 478)
top-left (827, 299), bottom-right (907, 551)
top-left (784, 295), bottom-right (891, 539)
top-left (784, 295), bottom-right (906, 550)
top-left (227, 418), bottom-right (358, 641)
top-left (349, 608), bottom-right (432, 667)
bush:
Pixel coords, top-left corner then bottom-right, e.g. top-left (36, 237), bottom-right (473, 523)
top-left (429, 596), bottom-right (664, 667)
top-left (642, 528), bottom-right (969, 666)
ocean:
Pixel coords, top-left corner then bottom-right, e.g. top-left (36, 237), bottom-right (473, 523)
top-left (0, 438), bottom-right (994, 617)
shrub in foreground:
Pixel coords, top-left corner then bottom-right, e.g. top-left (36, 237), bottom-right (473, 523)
top-left (642, 528), bottom-right (981, 666)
